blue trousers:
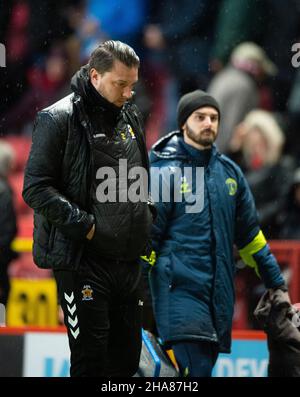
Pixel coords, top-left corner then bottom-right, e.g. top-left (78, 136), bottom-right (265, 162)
top-left (172, 341), bottom-right (219, 377)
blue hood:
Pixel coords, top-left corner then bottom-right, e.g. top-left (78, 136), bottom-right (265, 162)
top-left (150, 131), bottom-right (188, 163)
top-left (150, 130), bottom-right (219, 164)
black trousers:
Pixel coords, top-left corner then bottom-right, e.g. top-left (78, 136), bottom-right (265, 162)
top-left (54, 255), bottom-right (143, 377)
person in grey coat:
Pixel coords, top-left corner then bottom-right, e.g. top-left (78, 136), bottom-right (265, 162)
top-left (208, 42), bottom-right (277, 153)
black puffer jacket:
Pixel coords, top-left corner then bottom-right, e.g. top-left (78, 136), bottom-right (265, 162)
top-left (23, 66), bottom-right (152, 270)
top-left (254, 289), bottom-right (300, 377)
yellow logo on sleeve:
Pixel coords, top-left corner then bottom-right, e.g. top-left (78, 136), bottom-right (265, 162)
top-left (225, 178), bottom-right (238, 196)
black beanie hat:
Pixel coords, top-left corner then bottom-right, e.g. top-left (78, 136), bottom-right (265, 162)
top-left (177, 90), bottom-right (220, 129)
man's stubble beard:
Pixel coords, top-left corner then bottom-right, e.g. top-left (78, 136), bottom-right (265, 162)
top-left (186, 124), bottom-right (217, 148)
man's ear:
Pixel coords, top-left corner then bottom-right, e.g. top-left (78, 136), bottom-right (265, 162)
top-left (90, 68), bottom-right (100, 84)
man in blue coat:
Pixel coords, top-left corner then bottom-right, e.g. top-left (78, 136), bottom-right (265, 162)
top-left (145, 90), bottom-right (289, 377)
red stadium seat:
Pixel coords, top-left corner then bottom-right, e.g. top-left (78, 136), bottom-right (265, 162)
top-left (8, 171), bottom-right (31, 215)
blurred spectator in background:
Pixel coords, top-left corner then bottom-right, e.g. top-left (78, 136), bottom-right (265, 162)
top-left (144, 0), bottom-right (218, 94)
top-left (85, 0), bottom-right (147, 52)
top-left (209, 0), bottom-right (265, 72)
top-left (73, 0), bottom-right (151, 123)
top-left (0, 0), bottom-right (82, 126)
top-left (229, 109), bottom-right (295, 238)
top-left (277, 168), bottom-right (300, 240)
top-left (0, 0), bottom-right (33, 115)
top-left (262, 0), bottom-right (300, 112)
top-left (142, 0), bottom-right (218, 147)
top-left (0, 142), bottom-right (17, 306)
top-left (73, 0), bottom-right (148, 66)
top-left (1, 46), bottom-right (69, 134)
top-left (208, 42), bottom-right (277, 153)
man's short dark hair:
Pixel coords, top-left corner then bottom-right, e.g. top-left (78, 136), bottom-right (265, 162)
top-left (88, 40), bottom-right (140, 74)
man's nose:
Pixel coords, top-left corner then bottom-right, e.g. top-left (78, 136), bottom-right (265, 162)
top-left (122, 87), bottom-right (133, 99)
top-left (203, 116), bottom-right (212, 127)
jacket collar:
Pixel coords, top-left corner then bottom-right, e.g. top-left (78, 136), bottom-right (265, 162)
top-left (70, 64), bottom-right (122, 119)
top-left (150, 130), bottom-right (219, 165)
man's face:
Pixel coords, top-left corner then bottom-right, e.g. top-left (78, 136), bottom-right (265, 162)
top-left (90, 60), bottom-right (138, 107)
top-left (182, 107), bottom-right (219, 149)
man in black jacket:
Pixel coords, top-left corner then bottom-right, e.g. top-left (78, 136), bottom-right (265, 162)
top-left (23, 41), bottom-right (153, 377)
